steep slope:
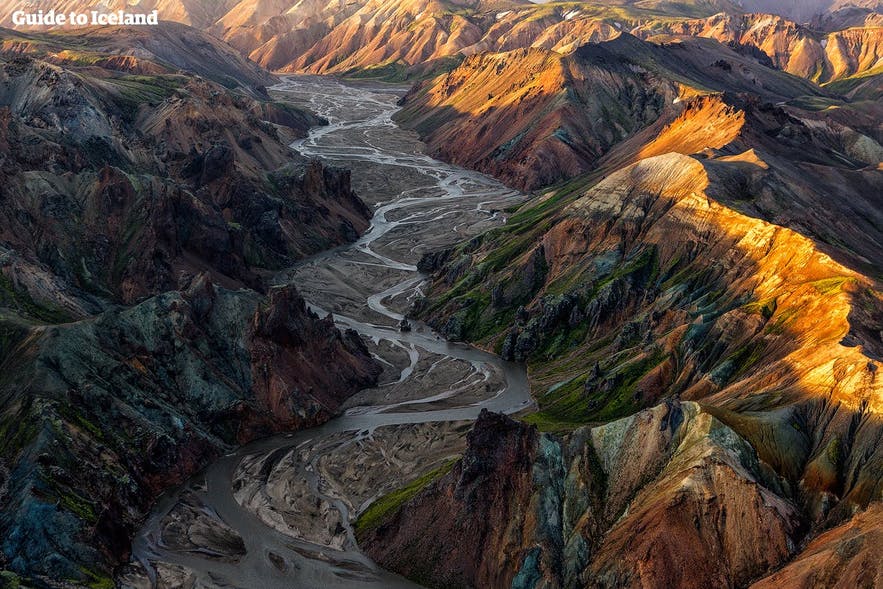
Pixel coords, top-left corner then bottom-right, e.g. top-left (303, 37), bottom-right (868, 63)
top-left (0, 22), bottom-right (277, 96)
top-left (363, 148), bottom-right (883, 589)
top-left (0, 277), bottom-right (380, 585)
top-left (0, 0), bottom-right (238, 29)
top-left (751, 503), bottom-right (883, 588)
top-left (361, 404), bottom-right (865, 589)
top-left (634, 12), bottom-right (883, 83)
top-left (1, 0), bottom-right (878, 89)
top-left (358, 29), bottom-right (883, 586)
top-left (739, 0), bottom-right (882, 24)
top-left (395, 33), bottom-right (829, 189)
top-left (0, 33), bottom-right (371, 308)
top-left (0, 29), bottom-right (382, 587)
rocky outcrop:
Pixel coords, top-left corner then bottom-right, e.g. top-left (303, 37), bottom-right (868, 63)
top-left (395, 34), bottom-right (828, 189)
top-left (0, 44), bottom-right (370, 310)
top-left (361, 409), bottom-right (540, 588)
top-left (363, 405), bottom-right (817, 589)
top-left (634, 12), bottom-right (883, 84)
top-left (402, 69), bottom-right (883, 584)
top-left (3, 0), bottom-right (877, 91)
top-left (0, 22), bottom-right (275, 97)
top-left (0, 276), bottom-right (380, 584)
top-left (751, 502), bottom-right (883, 588)
top-left (0, 29), bottom-right (381, 587)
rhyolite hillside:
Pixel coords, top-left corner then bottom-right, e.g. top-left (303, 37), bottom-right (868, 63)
top-left (0, 25), bottom-right (381, 586)
top-left (356, 29), bottom-right (883, 589)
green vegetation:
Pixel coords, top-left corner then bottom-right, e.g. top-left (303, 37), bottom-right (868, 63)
top-left (79, 568), bottom-right (114, 589)
top-left (811, 276), bottom-right (853, 295)
top-left (0, 571), bottom-right (24, 589)
top-left (104, 74), bottom-right (186, 119)
top-left (0, 275), bottom-right (70, 324)
top-left (743, 297), bottom-right (777, 320)
top-left (55, 488), bottom-right (98, 524)
top-left (354, 460), bottom-right (456, 536)
top-left (525, 350), bottom-right (668, 431)
top-left (520, 410), bottom-right (588, 434)
top-left (824, 65), bottom-right (883, 99)
top-left (0, 408), bottom-right (39, 458)
top-left (343, 56), bottom-right (464, 83)
top-left (786, 95), bottom-right (844, 112)
top-left (722, 340), bottom-right (767, 379)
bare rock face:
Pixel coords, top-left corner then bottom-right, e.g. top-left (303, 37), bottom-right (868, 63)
top-left (0, 28), bottom-right (381, 587)
top-left (632, 12), bottom-right (883, 84)
top-left (751, 502), bottom-right (883, 589)
top-left (0, 275), bottom-right (380, 583)
top-left (363, 405), bottom-right (807, 589)
top-left (2, 0), bottom-right (877, 96)
top-left (361, 409), bottom-right (541, 588)
top-left (399, 29), bottom-right (882, 587)
top-left (248, 284), bottom-right (381, 435)
top-left (0, 44), bottom-right (370, 310)
top-left (395, 34), bottom-right (827, 190)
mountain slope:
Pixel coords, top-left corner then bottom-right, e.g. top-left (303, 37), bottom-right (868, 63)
top-left (0, 0), bottom-right (238, 29)
top-left (0, 22), bottom-right (277, 96)
top-left (356, 23), bottom-right (883, 589)
top-left (1, 0), bottom-right (879, 88)
top-left (0, 27), bottom-right (371, 308)
top-left (394, 33), bottom-right (832, 190)
top-left (0, 28), bottom-right (382, 586)
top-left (633, 13), bottom-right (883, 84)
top-left (363, 137), bottom-right (883, 589)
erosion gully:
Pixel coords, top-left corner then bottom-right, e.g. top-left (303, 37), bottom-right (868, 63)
top-left (127, 76), bottom-right (532, 588)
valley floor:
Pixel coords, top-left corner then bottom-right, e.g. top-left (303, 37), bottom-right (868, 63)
top-left (120, 76), bottom-right (530, 588)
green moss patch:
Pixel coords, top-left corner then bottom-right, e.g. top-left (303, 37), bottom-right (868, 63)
top-left (354, 460), bottom-right (456, 537)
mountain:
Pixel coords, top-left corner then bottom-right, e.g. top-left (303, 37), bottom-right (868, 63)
top-left (738, 0), bottom-right (883, 24)
top-left (3, 0), bottom-right (879, 87)
top-left (0, 0), bottom-right (238, 29)
top-left (364, 133), bottom-right (883, 588)
top-left (0, 1), bottom-right (880, 587)
top-left (0, 25), bottom-right (372, 307)
top-left (363, 399), bottom-right (882, 588)
top-left (633, 12), bottom-right (883, 85)
top-left (0, 25), bottom-right (381, 586)
top-left (394, 33), bottom-right (831, 190)
top-left (0, 22), bottom-right (277, 96)
top-left (355, 27), bottom-right (883, 589)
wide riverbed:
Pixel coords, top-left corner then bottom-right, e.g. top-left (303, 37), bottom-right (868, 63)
top-left (124, 76), bottom-right (531, 588)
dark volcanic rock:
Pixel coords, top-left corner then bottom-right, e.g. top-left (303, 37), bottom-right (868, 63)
top-left (0, 52), bottom-right (372, 311)
top-left (363, 404), bottom-right (811, 589)
top-left (0, 31), bottom-right (380, 587)
top-left (361, 410), bottom-right (541, 589)
top-left (0, 276), bottom-right (380, 583)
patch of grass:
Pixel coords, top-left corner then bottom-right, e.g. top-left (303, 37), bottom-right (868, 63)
top-left (0, 275), bottom-right (70, 324)
top-left (79, 568), bottom-right (114, 589)
top-left (0, 409), bottom-right (39, 458)
top-left (528, 349), bottom-right (668, 428)
top-left (724, 340), bottom-right (767, 379)
top-left (354, 460), bottom-right (456, 536)
top-left (535, 320), bottom-right (590, 361)
top-left (743, 297), bottom-right (777, 320)
top-left (520, 411), bottom-right (585, 434)
top-left (343, 55), bottom-right (463, 83)
top-left (104, 74), bottom-right (185, 119)
top-left (0, 570), bottom-right (23, 589)
top-left (49, 482), bottom-right (98, 524)
top-left (811, 276), bottom-right (853, 295)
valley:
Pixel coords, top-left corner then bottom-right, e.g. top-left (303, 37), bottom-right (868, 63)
top-left (118, 76), bottom-right (531, 588)
top-left (0, 0), bottom-right (880, 587)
